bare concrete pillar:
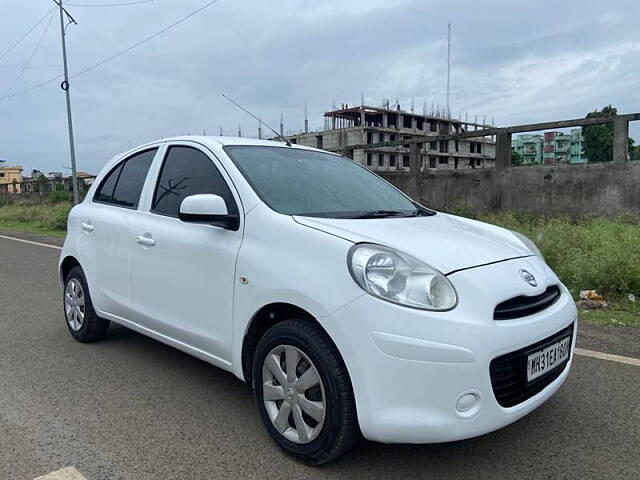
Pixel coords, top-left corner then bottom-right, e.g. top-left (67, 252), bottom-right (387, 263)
top-left (495, 130), bottom-right (512, 169)
top-left (613, 116), bottom-right (629, 163)
top-left (382, 112), bottom-right (388, 128)
top-left (410, 142), bottom-right (420, 174)
top-left (360, 105), bottom-right (365, 127)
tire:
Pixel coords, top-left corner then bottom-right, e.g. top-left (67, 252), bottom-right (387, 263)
top-left (63, 266), bottom-right (110, 343)
top-left (252, 318), bottom-right (360, 465)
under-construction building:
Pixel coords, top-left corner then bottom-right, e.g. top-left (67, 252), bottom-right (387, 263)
top-left (284, 104), bottom-right (496, 172)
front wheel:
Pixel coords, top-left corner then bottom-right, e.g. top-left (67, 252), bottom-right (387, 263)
top-left (252, 319), bottom-right (360, 465)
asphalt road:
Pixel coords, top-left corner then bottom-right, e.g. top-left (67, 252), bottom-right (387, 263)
top-left (1, 235), bottom-right (639, 480)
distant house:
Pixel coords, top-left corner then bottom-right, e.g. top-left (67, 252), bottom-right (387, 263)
top-left (1, 163), bottom-right (95, 195)
top-left (0, 162), bottom-right (24, 193)
top-left (76, 171), bottom-right (96, 186)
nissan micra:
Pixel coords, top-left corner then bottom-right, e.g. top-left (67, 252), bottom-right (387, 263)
top-left (59, 137), bottom-right (577, 464)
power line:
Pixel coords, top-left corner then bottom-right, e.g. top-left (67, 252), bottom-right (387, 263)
top-left (0, 6), bottom-right (56, 62)
top-left (70, 0), bottom-right (220, 78)
top-left (0, 64), bottom-right (60, 68)
top-left (0, 10), bottom-right (56, 102)
top-left (1, 73), bottom-right (63, 100)
top-left (1, 0), bottom-right (221, 102)
top-left (63, 0), bottom-right (154, 7)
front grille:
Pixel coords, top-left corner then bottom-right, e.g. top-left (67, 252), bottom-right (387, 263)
top-left (494, 285), bottom-right (561, 320)
top-left (490, 323), bottom-right (574, 408)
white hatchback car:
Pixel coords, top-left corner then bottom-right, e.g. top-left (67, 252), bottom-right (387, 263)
top-left (59, 137), bottom-right (577, 464)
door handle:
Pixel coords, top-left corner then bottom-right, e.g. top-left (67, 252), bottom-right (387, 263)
top-left (81, 222), bottom-right (94, 232)
top-left (135, 235), bottom-right (156, 247)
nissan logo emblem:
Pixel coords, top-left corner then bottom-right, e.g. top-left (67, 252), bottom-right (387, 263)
top-left (519, 269), bottom-right (537, 287)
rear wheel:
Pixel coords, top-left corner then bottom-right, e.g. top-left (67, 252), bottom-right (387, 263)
top-left (252, 319), bottom-right (360, 465)
top-left (63, 266), bottom-right (109, 342)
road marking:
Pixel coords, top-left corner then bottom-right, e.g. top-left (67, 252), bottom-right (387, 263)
top-left (575, 348), bottom-right (640, 367)
top-left (0, 234), bottom-right (62, 250)
top-left (34, 466), bottom-right (87, 480)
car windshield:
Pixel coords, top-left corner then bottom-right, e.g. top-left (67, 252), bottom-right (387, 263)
top-left (224, 146), bottom-right (431, 218)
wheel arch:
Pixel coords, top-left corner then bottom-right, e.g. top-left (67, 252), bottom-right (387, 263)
top-left (241, 302), bottom-right (327, 383)
top-left (60, 255), bottom-right (82, 284)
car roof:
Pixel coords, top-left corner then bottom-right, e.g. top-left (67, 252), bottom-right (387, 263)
top-left (158, 135), bottom-right (318, 150)
top-left (106, 136), bottom-right (333, 172)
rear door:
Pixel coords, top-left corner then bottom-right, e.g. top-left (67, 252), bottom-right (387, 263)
top-left (130, 142), bottom-right (243, 363)
top-left (78, 147), bottom-right (159, 319)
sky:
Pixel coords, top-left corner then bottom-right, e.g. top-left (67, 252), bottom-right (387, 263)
top-left (0, 0), bottom-right (639, 175)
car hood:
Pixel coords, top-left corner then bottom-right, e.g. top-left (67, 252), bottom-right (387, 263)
top-left (293, 212), bottom-right (533, 274)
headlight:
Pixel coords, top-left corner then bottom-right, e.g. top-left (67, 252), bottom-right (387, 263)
top-left (347, 243), bottom-right (457, 311)
top-left (512, 231), bottom-right (544, 261)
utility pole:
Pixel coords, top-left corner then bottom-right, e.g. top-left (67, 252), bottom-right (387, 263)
top-left (304, 105), bottom-right (308, 133)
top-left (446, 22), bottom-right (451, 119)
top-left (54, 1), bottom-right (80, 205)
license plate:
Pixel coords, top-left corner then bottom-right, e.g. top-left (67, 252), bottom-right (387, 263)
top-left (526, 336), bottom-right (571, 382)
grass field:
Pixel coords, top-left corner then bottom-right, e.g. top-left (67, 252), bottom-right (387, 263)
top-left (577, 298), bottom-right (639, 327)
top-left (1, 201), bottom-right (638, 326)
top-left (0, 201), bottom-right (70, 238)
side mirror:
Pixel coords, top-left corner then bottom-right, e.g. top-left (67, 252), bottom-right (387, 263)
top-left (179, 194), bottom-right (239, 231)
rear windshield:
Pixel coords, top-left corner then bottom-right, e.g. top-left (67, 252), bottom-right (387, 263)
top-left (224, 146), bottom-right (425, 218)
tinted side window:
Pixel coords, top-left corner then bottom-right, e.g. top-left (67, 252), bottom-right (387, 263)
top-left (94, 163), bottom-right (123, 203)
top-left (111, 149), bottom-right (157, 208)
top-left (94, 149), bottom-right (156, 208)
top-left (152, 146), bottom-right (237, 217)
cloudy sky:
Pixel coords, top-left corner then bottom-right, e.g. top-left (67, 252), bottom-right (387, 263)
top-left (0, 0), bottom-right (639, 175)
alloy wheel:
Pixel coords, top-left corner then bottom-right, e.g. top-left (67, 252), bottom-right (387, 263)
top-left (64, 278), bottom-right (85, 331)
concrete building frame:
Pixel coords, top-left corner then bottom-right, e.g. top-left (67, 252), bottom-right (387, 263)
top-left (284, 105), bottom-right (496, 173)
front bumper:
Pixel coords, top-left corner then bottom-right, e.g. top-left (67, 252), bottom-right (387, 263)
top-left (319, 256), bottom-right (578, 444)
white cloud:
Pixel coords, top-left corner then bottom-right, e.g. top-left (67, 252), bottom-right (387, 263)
top-left (0, 0), bottom-right (639, 174)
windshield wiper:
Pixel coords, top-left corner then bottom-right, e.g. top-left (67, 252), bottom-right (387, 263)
top-left (351, 210), bottom-right (412, 219)
top-left (412, 208), bottom-right (434, 217)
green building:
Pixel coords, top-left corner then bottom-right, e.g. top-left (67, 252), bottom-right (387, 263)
top-left (512, 128), bottom-right (587, 165)
top-left (512, 134), bottom-right (544, 164)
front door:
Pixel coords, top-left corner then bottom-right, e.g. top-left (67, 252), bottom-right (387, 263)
top-left (130, 144), bottom-right (243, 363)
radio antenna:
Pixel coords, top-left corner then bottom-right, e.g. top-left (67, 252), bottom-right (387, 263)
top-left (222, 94), bottom-right (291, 146)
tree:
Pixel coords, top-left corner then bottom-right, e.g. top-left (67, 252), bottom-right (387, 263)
top-left (582, 105), bottom-right (636, 162)
top-left (511, 148), bottom-right (524, 166)
top-left (582, 105), bottom-right (616, 163)
top-left (628, 139), bottom-right (638, 160)
top-left (33, 175), bottom-right (47, 193)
